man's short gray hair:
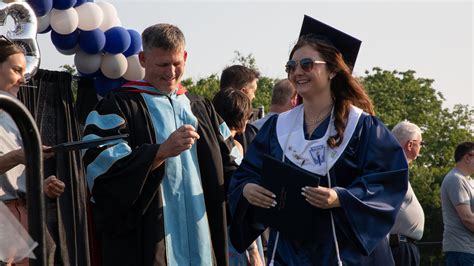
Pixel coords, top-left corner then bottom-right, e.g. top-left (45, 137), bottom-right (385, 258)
top-left (142, 23), bottom-right (185, 52)
top-left (391, 120), bottom-right (422, 145)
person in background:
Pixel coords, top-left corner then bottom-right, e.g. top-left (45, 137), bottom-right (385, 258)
top-left (213, 88), bottom-right (264, 266)
top-left (441, 141), bottom-right (474, 266)
top-left (227, 16), bottom-right (408, 265)
top-left (0, 36), bottom-right (65, 266)
top-left (219, 65), bottom-right (260, 152)
top-left (390, 121), bottom-right (425, 266)
top-left (252, 79), bottom-right (297, 130)
top-left (82, 23), bottom-right (235, 266)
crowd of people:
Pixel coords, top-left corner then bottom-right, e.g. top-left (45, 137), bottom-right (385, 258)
top-left (0, 15), bottom-right (473, 266)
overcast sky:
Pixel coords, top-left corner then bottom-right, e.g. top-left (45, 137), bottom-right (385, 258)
top-left (32, 0), bottom-right (473, 108)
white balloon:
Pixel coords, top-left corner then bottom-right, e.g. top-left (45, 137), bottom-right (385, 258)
top-left (37, 12), bottom-right (50, 33)
top-left (96, 2), bottom-right (117, 17)
top-left (57, 45), bottom-right (79, 56)
top-left (101, 53), bottom-right (127, 79)
top-left (97, 1), bottom-right (121, 31)
top-left (50, 8), bottom-right (78, 35)
top-left (123, 55), bottom-right (144, 81)
top-left (75, 50), bottom-right (102, 74)
top-left (75, 2), bottom-right (103, 31)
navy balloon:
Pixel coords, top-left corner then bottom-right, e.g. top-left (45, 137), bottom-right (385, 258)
top-left (52, 0), bottom-right (77, 10)
top-left (104, 27), bottom-right (131, 54)
top-left (79, 29), bottom-right (106, 54)
top-left (78, 69), bottom-right (102, 78)
top-left (29, 0), bottom-right (53, 17)
top-left (123, 29), bottom-right (142, 57)
top-left (74, 0), bottom-right (92, 7)
top-left (51, 29), bottom-right (80, 50)
top-left (39, 25), bottom-right (52, 34)
top-left (94, 74), bottom-right (126, 96)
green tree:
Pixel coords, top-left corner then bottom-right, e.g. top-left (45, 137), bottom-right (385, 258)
top-left (59, 64), bottom-right (78, 102)
top-left (232, 50), bottom-right (258, 71)
top-left (186, 52), bottom-right (274, 113)
top-left (362, 67), bottom-right (473, 265)
top-left (182, 74), bottom-right (220, 100)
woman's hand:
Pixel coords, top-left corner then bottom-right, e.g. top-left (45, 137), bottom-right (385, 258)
top-left (247, 244), bottom-right (264, 266)
top-left (44, 175), bottom-right (65, 198)
top-left (302, 186), bottom-right (340, 209)
top-left (243, 183), bottom-right (276, 208)
top-left (42, 145), bottom-right (55, 160)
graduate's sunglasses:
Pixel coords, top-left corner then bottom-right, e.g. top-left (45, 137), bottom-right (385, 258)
top-left (0, 35), bottom-right (15, 46)
top-left (285, 58), bottom-right (326, 74)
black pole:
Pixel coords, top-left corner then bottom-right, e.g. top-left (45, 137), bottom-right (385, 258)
top-left (0, 91), bottom-right (46, 266)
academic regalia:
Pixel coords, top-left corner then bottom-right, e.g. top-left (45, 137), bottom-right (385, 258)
top-left (235, 123), bottom-right (258, 153)
top-left (82, 81), bottom-right (235, 266)
top-left (228, 104), bottom-right (408, 266)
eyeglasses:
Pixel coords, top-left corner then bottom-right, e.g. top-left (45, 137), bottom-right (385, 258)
top-left (0, 35), bottom-right (15, 46)
top-left (285, 58), bottom-right (326, 74)
top-left (247, 112), bottom-right (254, 121)
top-left (410, 140), bottom-right (425, 147)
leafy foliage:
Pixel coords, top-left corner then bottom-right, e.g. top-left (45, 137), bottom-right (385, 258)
top-left (182, 74), bottom-right (220, 100)
top-left (362, 67), bottom-right (473, 265)
top-left (60, 64), bottom-right (78, 102)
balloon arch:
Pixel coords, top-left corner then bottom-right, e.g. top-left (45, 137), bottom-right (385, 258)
top-left (29, 0), bottom-right (144, 96)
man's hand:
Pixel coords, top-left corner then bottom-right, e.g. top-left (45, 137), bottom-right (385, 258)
top-left (44, 175), bottom-right (65, 198)
top-left (152, 125), bottom-right (200, 169)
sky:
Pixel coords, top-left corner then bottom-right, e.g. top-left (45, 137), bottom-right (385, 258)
top-left (29, 0), bottom-right (474, 108)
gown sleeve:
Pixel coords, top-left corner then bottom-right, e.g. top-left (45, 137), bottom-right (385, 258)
top-left (82, 91), bottom-right (165, 231)
top-left (228, 115), bottom-right (278, 252)
top-left (332, 114), bottom-right (409, 255)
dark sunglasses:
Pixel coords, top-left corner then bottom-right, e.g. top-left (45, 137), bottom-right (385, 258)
top-left (285, 58), bottom-right (326, 74)
top-left (247, 112), bottom-right (254, 121)
top-left (0, 35), bottom-right (15, 46)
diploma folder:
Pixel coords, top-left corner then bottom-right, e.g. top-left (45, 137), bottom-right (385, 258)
top-left (255, 154), bottom-right (322, 240)
top-left (48, 134), bottom-right (129, 153)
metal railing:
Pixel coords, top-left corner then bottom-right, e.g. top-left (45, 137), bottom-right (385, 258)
top-left (0, 91), bottom-right (46, 266)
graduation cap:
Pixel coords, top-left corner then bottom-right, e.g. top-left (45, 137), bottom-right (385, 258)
top-left (299, 15), bottom-right (362, 69)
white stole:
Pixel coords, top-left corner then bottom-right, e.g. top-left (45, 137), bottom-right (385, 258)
top-left (276, 104), bottom-right (363, 176)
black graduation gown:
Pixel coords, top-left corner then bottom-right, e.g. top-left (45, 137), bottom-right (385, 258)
top-left (82, 87), bottom-right (235, 266)
top-left (234, 123), bottom-right (258, 153)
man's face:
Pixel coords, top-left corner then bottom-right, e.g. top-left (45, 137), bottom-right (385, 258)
top-left (465, 150), bottom-right (474, 175)
top-left (241, 78), bottom-right (258, 102)
top-left (139, 47), bottom-right (187, 94)
top-left (405, 134), bottom-right (424, 162)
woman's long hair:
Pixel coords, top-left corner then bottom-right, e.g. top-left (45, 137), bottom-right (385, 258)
top-left (0, 36), bottom-right (24, 64)
top-left (289, 35), bottom-right (374, 148)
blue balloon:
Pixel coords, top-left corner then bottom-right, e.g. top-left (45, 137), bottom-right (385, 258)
top-left (28, 0), bottom-right (53, 17)
top-left (52, 0), bottom-right (77, 10)
top-left (94, 74), bottom-right (126, 96)
top-left (73, 0), bottom-right (92, 7)
top-left (50, 29), bottom-right (80, 50)
top-left (123, 29), bottom-right (142, 57)
top-left (78, 69), bottom-right (101, 78)
top-left (104, 27), bottom-right (131, 54)
top-left (79, 29), bottom-right (106, 54)
top-left (39, 25), bottom-right (52, 34)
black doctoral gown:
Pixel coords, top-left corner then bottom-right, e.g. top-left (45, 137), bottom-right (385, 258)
top-left (82, 85), bottom-right (236, 266)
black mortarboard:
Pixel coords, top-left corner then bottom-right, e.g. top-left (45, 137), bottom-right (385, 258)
top-left (299, 15), bottom-right (362, 69)
top-left (254, 154), bottom-right (322, 241)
